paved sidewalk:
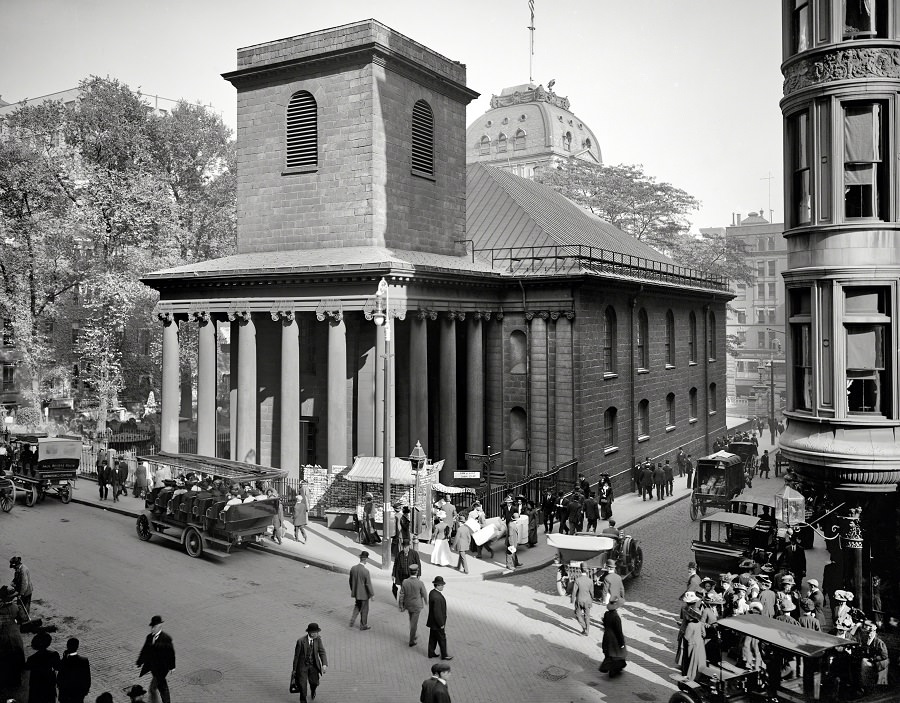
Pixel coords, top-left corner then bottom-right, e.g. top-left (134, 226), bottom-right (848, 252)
top-left (67, 474), bottom-right (694, 581)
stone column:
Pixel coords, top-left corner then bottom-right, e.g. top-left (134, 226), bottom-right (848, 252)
top-left (842, 507), bottom-right (864, 609)
top-left (321, 305), bottom-right (348, 471)
top-left (466, 314), bottom-right (484, 457)
top-left (229, 321), bottom-right (238, 460)
top-left (275, 309), bottom-right (300, 478)
top-left (194, 311), bottom-right (216, 457)
top-left (373, 323), bottom-right (385, 457)
top-left (159, 312), bottom-right (180, 453)
top-left (439, 312), bottom-right (458, 482)
top-left (233, 310), bottom-right (257, 464)
top-left (409, 312), bottom-right (432, 456)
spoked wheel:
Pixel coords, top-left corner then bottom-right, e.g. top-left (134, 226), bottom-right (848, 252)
top-left (556, 567), bottom-right (570, 597)
top-left (630, 545), bottom-right (644, 577)
top-left (136, 514), bottom-right (153, 542)
top-left (689, 499), bottom-right (699, 522)
top-left (183, 526), bottom-right (204, 558)
top-left (25, 485), bottom-right (38, 507)
top-left (0, 490), bottom-right (13, 512)
top-left (60, 486), bottom-right (71, 504)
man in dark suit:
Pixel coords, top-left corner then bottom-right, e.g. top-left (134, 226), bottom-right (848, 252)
top-left (582, 491), bottom-right (600, 533)
top-left (426, 576), bottom-right (452, 660)
top-left (419, 661), bottom-right (452, 702)
top-left (136, 615), bottom-right (175, 703)
top-left (97, 460), bottom-right (109, 501)
top-left (392, 539), bottom-right (422, 599)
top-left (291, 622), bottom-right (328, 703)
top-left (349, 551), bottom-right (374, 630)
top-left (57, 637), bottom-right (91, 703)
top-left (115, 460), bottom-right (129, 499)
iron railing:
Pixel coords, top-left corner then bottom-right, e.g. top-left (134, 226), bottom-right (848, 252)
top-left (475, 245), bottom-right (730, 292)
top-left (452, 458), bottom-right (579, 518)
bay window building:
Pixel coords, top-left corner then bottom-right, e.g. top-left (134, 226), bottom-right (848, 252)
top-left (780, 0), bottom-right (900, 612)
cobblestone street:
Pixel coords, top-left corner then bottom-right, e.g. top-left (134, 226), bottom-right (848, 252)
top-left (2, 495), bottom-right (682, 703)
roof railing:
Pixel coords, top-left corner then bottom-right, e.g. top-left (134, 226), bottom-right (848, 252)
top-left (475, 244), bottom-right (729, 291)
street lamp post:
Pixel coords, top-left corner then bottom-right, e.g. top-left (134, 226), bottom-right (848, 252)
top-left (372, 278), bottom-right (392, 571)
top-left (765, 328), bottom-right (784, 446)
top-left (409, 440), bottom-right (427, 548)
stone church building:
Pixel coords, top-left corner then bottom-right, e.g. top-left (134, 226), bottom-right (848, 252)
top-left (143, 20), bottom-right (731, 493)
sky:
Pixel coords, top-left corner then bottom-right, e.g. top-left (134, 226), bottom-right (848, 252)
top-left (1, 0), bottom-right (786, 231)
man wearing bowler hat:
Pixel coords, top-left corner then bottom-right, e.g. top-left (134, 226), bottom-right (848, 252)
top-left (291, 622), bottom-right (328, 702)
top-left (420, 660), bottom-right (452, 702)
top-left (136, 615), bottom-right (175, 703)
top-left (399, 562), bottom-right (428, 648)
top-left (349, 551), bottom-right (374, 630)
top-left (427, 576), bottom-right (452, 661)
top-left (600, 558), bottom-right (625, 606)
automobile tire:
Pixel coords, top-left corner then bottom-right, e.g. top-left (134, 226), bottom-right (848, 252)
top-left (667, 692), bottom-right (699, 703)
top-left (136, 514), bottom-right (153, 542)
top-left (60, 487), bottom-right (71, 504)
top-left (631, 545), bottom-right (644, 577)
top-left (184, 526), bottom-right (204, 558)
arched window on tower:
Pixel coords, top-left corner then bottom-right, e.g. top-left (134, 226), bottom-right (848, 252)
top-left (479, 135), bottom-right (491, 156)
top-left (638, 399), bottom-right (650, 438)
top-left (497, 133), bottom-right (507, 152)
top-left (412, 99), bottom-right (434, 176)
top-left (603, 407), bottom-right (617, 449)
top-left (514, 129), bottom-right (526, 151)
top-left (285, 90), bottom-right (317, 169)
top-left (563, 131), bottom-right (572, 151)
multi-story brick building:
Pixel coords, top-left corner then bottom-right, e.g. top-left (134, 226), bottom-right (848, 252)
top-left (143, 20), bottom-right (732, 501)
top-left (721, 211), bottom-right (788, 427)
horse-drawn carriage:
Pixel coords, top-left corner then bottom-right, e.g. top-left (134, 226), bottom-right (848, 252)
top-left (4, 435), bottom-right (80, 507)
top-left (549, 531), bottom-right (643, 598)
top-left (135, 452), bottom-right (287, 559)
top-left (689, 451), bottom-right (746, 521)
top-left (726, 441), bottom-right (759, 479)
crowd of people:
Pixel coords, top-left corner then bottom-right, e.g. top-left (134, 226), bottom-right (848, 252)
top-left (674, 554), bottom-right (891, 698)
top-left (0, 554), bottom-right (175, 703)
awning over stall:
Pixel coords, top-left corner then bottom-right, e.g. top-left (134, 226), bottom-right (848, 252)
top-left (346, 456), bottom-right (417, 486)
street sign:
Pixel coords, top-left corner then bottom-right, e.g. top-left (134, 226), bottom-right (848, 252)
top-left (464, 453), bottom-right (483, 461)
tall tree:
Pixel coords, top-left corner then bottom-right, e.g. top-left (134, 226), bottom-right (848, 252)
top-left (536, 159), bottom-right (700, 251)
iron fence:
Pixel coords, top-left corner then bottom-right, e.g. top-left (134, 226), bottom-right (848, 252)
top-left (476, 245), bottom-right (730, 292)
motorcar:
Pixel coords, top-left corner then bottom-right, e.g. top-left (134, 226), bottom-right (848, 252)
top-left (691, 512), bottom-right (776, 578)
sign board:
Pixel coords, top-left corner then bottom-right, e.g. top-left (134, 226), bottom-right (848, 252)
top-left (454, 471), bottom-right (480, 479)
top-left (464, 453), bottom-right (484, 461)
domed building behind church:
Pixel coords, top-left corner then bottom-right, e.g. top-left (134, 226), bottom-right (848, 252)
top-left (466, 83), bottom-right (601, 178)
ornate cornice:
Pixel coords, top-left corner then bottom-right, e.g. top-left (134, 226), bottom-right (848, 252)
top-left (525, 309), bottom-right (574, 321)
top-left (490, 85), bottom-right (570, 111)
top-left (783, 47), bottom-right (900, 96)
top-left (315, 299), bottom-right (343, 323)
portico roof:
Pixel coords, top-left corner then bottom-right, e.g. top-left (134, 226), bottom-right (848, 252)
top-left (142, 245), bottom-right (500, 281)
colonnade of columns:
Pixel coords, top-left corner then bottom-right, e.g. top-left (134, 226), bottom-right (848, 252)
top-left (156, 305), bottom-right (496, 482)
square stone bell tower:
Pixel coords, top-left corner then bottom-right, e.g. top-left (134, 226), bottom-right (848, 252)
top-left (222, 19), bottom-right (480, 256)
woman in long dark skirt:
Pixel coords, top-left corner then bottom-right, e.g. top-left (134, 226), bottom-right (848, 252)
top-left (599, 475), bottom-right (614, 521)
top-left (0, 586), bottom-right (28, 695)
top-left (25, 631), bottom-right (60, 703)
top-left (526, 501), bottom-right (539, 547)
top-left (600, 601), bottom-right (627, 677)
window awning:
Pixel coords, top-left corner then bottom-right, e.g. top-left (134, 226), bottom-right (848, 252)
top-left (346, 456), bottom-right (417, 486)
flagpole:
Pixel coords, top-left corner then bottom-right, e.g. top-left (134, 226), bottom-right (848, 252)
top-left (528, 0), bottom-right (535, 83)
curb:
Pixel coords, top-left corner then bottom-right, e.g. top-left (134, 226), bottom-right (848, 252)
top-left (69, 489), bottom-right (691, 582)
top-left (483, 490), bottom-right (692, 581)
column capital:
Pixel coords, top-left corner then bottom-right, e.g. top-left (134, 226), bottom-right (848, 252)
top-left (315, 298), bottom-right (343, 323)
top-left (565, 310), bottom-right (576, 320)
top-left (495, 309), bottom-right (504, 321)
top-left (537, 311), bottom-right (550, 321)
top-left (270, 302), bottom-right (295, 323)
top-left (227, 307), bottom-right (252, 324)
top-left (416, 309), bottom-right (438, 321)
top-left (157, 311), bottom-right (177, 326)
top-left (447, 310), bottom-right (465, 322)
top-left (363, 297), bottom-right (406, 322)
top-left (190, 309), bottom-right (212, 325)
top-left (524, 311), bottom-right (535, 322)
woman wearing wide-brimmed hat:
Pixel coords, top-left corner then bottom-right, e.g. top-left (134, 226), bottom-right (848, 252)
top-left (680, 603), bottom-right (706, 680)
top-left (600, 600), bottom-right (627, 678)
top-left (0, 585), bottom-right (28, 692)
top-left (674, 591), bottom-right (699, 668)
top-left (25, 630), bottom-right (60, 703)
